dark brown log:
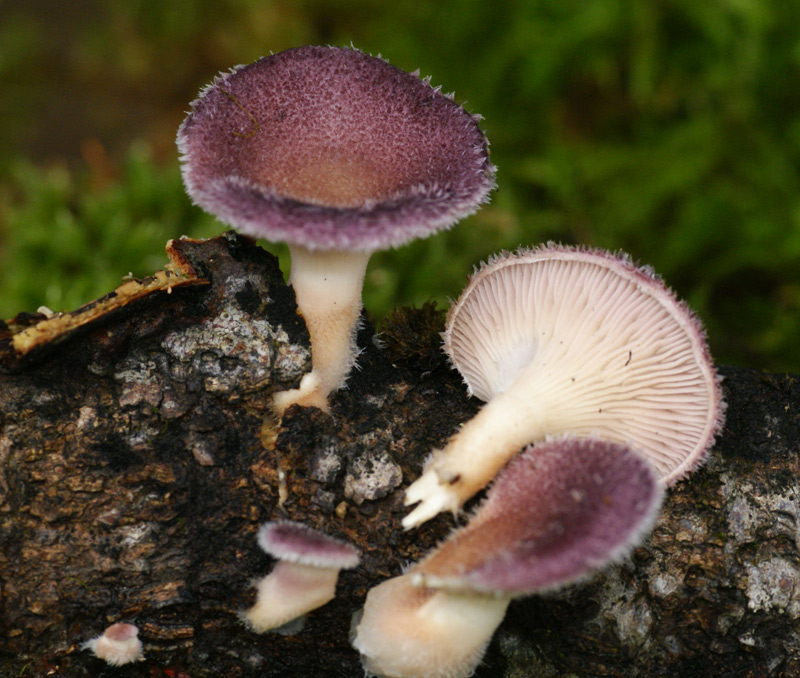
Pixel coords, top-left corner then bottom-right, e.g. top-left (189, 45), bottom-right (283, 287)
top-left (0, 232), bottom-right (797, 677)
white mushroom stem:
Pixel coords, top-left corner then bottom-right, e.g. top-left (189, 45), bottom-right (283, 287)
top-left (272, 245), bottom-right (370, 414)
top-left (403, 341), bottom-right (717, 529)
top-left (241, 561), bottom-right (342, 633)
top-left (404, 383), bottom-right (545, 527)
top-left (352, 573), bottom-right (509, 678)
top-left (403, 247), bottom-right (724, 530)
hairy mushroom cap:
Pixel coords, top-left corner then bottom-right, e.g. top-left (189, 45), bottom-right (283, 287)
top-left (415, 436), bottom-right (663, 592)
top-left (355, 436), bottom-right (662, 678)
top-left (242, 521), bottom-right (360, 633)
top-left (178, 45), bottom-right (494, 413)
top-left (404, 244), bottom-right (724, 527)
top-left (177, 45), bottom-right (494, 251)
top-left (257, 520), bottom-right (361, 568)
top-left (82, 623), bottom-right (144, 666)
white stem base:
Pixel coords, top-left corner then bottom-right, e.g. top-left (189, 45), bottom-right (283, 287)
top-left (241, 562), bottom-right (340, 633)
top-left (272, 246), bottom-right (370, 414)
top-left (353, 572), bottom-right (509, 678)
top-left (403, 384), bottom-right (547, 529)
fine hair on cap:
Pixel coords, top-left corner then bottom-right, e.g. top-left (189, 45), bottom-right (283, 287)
top-left (178, 45), bottom-right (495, 251)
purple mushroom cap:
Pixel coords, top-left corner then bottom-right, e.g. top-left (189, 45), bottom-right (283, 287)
top-left (177, 45), bottom-right (495, 252)
top-left (417, 436), bottom-right (663, 595)
top-left (257, 520), bottom-right (360, 570)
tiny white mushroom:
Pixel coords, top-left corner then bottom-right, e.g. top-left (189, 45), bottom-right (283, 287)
top-left (404, 245), bottom-right (725, 528)
top-left (82, 622), bottom-right (144, 666)
top-left (241, 520), bottom-right (360, 633)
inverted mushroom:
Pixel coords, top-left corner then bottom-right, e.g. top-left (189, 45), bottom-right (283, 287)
top-left (404, 244), bottom-right (724, 528)
top-left (354, 436), bottom-right (663, 678)
top-left (241, 520), bottom-right (360, 633)
top-left (178, 45), bottom-right (495, 413)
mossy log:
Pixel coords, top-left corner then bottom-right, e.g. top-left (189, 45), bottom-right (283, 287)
top-left (1, 233), bottom-right (798, 677)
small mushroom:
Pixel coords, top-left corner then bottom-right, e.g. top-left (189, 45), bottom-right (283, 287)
top-left (241, 520), bottom-right (360, 633)
top-left (354, 436), bottom-right (662, 678)
top-left (82, 622), bottom-right (144, 666)
top-left (404, 245), bottom-right (724, 528)
top-left (178, 45), bottom-right (494, 413)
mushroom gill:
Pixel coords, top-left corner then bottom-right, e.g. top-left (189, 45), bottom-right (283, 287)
top-left (404, 244), bottom-right (725, 528)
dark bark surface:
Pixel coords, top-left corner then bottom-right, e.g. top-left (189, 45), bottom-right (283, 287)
top-left (0, 233), bottom-right (798, 677)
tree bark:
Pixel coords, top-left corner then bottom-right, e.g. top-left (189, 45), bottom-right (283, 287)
top-left (1, 232), bottom-right (798, 677)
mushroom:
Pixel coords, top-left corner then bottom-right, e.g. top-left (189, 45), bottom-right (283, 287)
top-left (404, 245), bottom-right (724, 528)
top-left (354, 435), bottom-right (663, 678)
top-left (82, 622), bottom-right (144, 666)
top-left (241, 520), bottom-right (360, 633)
top-left (177, 45), bottom-right (495, 413)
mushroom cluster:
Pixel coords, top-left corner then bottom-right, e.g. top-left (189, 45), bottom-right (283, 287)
top-left (172, 44), bottom-right (725, 678)
top-left (353, 245), bottom-right (723, 677)
top-left (178, 45), bottom-right (495, 414)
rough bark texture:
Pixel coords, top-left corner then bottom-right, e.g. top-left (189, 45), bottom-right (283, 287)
top-left (0, 232), bottom-right (798, 678)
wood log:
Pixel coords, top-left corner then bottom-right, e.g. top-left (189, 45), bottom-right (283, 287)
top-left (1, 232), bottom-right (797, 677)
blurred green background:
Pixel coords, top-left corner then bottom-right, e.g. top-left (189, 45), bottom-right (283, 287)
top-left (1, 0), bottom-right (799, 372)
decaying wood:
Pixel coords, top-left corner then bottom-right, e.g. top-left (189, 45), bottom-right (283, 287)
top-left (0, 232), bottom-right (798, 677)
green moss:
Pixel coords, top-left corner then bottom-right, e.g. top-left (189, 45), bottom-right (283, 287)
top-left (0, 144), bottom-right (219, 317)
top-left (1, 0), bottom-right (799, 372)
